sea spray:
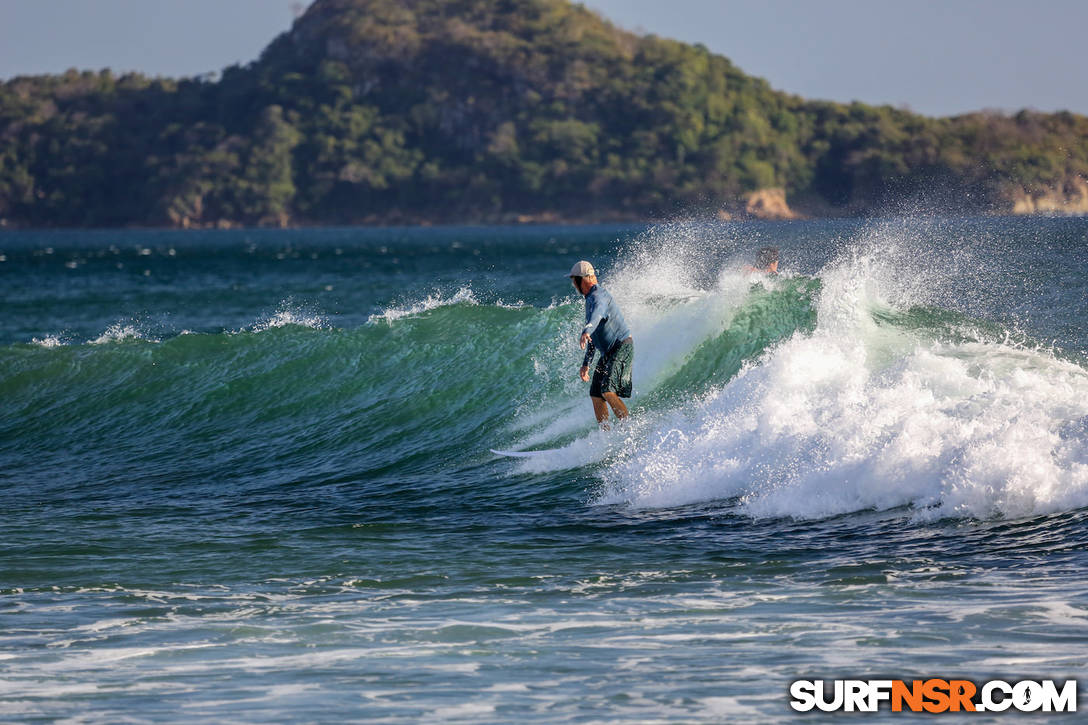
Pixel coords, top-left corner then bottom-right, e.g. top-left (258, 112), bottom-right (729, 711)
top-left (595, 241), bottom-right (1088, 519)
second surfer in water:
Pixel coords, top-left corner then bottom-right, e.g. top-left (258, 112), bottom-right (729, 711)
top-left (747, 246), bottom-right (779, 275)
top-left (568, 260), bottom-right (633, 429)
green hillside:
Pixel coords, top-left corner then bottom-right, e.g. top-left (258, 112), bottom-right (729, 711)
top-left (2, 0), bottom-right (1087, 227)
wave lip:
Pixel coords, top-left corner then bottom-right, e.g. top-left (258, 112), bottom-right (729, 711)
top-left (367, 286), bottom-right (530, 324)
top-left (89, 323), bottom-right (159, 345)
top-left (249, 308), bottom-right (329, 333)
top-left (31, 335), bottom-right (67, 348)
top-left (368, 287), bottom-right (479, 324)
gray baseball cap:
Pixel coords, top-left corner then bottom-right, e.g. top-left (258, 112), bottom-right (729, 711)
top-left (567, 260), bottom-right (595, 277)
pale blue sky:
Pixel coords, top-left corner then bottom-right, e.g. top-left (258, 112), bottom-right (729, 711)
top-left (1, 0), bottom-right (1085, 117)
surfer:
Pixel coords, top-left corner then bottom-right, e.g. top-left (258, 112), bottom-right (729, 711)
top-left (747, 246), bottom-right (779, 275)
top-left (568, 261), bottom-right (633, 429)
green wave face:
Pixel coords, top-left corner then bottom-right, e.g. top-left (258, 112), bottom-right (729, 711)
top-left (1, 273), bottom-right (832, 507)
top-left (640, 278), bottom-right (822, 410)
top-left (1, 308), bottom-right (538, 488)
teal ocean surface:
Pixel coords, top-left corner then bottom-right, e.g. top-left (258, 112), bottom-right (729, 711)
top-left (2, 218), bottom-right (1087, 721)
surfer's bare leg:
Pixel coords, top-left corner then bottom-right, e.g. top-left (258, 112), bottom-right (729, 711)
top-left (602, 392), bottom-right (629, 420)
top-left (591, 396), bottom-right (610, 428)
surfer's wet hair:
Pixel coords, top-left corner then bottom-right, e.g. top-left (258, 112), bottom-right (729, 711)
top-left (756, 246), bottom-right (779, 269)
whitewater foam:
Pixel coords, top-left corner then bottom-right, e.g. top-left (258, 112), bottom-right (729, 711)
top-left (595, 246), bottom-right (1088, 520)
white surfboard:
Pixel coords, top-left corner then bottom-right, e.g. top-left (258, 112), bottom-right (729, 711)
top-left (490, 448), bottom-right (560, 458)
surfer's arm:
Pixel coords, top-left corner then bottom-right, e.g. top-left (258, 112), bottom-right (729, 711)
top-left (579, 341), bottom-right (594, 382)
top-left (582, 310), bottom-right (606, 339)
top-left (580, 312), bottom-right (607, 352)
top-left (581, 340), bottom-right (596, 369)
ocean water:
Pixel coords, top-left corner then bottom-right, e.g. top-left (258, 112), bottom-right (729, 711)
top-left (2, 217), bottom-right (1087, 721)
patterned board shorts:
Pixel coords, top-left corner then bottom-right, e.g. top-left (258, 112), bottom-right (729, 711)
top-left (589, 339), bottom-right (633, 399)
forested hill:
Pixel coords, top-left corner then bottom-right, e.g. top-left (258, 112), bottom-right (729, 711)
top-left (2, 0), bottom-right (1088, 228)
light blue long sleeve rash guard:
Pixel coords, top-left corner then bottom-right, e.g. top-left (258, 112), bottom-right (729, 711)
top-left (581, 284), bottom-right (631, 367)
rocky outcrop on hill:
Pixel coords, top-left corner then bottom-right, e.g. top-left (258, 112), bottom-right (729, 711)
top-left (744, 188), bottom-right (797, 220)
top-left (1010, 178), bottom-right (1088, 215)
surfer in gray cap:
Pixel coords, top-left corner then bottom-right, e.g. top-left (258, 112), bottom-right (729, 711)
top-left (568, 260), bottom-right (633, 428)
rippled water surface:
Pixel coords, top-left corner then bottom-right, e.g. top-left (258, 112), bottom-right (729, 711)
top-left (2, 218), bottom-right (1088, 721)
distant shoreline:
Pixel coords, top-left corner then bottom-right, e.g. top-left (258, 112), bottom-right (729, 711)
top-left (2, 203), bottom-right (1088, 231)
top-left (3, 209), bottom-right (1086, 234)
